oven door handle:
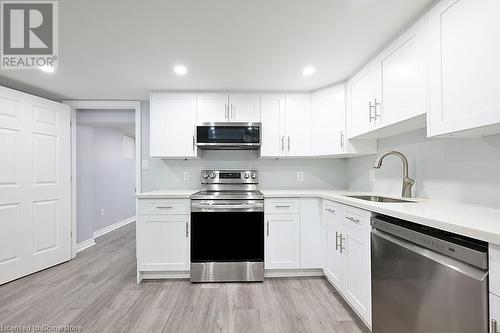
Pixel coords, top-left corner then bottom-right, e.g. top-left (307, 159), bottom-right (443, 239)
top-left (191, 203), bottom-right (264, 212)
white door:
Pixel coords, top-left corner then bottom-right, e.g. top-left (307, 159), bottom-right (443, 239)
top-left (0, 86), bottom-right (71, 285)
top-left (311, 85), bottom-right (346, 155)
top-left (284, 94), bottom-right (311, 157)
top-left (491, 293), bottom-right (500, 332)
top-left (428, 0), bottom-right (500, 137)
top-left (150, 93), bottom-right (197, 158)
top-left (260, 94), bottom-right (285, 157)
top-left (343, 224), bottom-right (372, 325)
top-left (380, 19), bottom-right (428, 127)
top-left (265, 214), bottom-right (300, 269)
top-left (196, 93), bottom-right (229, 122)
top-left (139, 215), bottom-right (189, 271)
top-left (229, 94), bottom-right (260, 122)
top-left (323, 202), bottom-right (345, 288)
top-left (348, 63), bottom-right (381, 138)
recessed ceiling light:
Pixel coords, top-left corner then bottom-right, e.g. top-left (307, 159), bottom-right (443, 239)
top-left (302, 66), bottom-right (316, 76)
top-left (174, 65), bottom-right (187, 75)
top-left (39, 65), bottom-right (55, 73)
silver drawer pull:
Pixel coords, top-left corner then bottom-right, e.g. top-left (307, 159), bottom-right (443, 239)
top-left (492, 320), bottom-right (499, 333)
top-left (325, 208), bottom-right (335, 213)
top-left (156, 206), bottom-right (173, 209)
top-left (346, 216), bottom-right (360, 224)
top-left (275, 205), bottom-right (291, 208)
top-left (335, 232), bottom-right (341, 251)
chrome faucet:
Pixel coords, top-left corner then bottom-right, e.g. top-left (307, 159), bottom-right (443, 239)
top-left (373, 151), bottom-right (415, 198)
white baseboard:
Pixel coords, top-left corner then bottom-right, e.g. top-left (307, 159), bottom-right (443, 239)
top-left (93, 216), bottom-right (135, 239)
top-left (264, 268), bottom-right (324, 278)
top-left (76, 238), bottom-right (96, 253)
top-left (141, 271), bottom-right (190, 280)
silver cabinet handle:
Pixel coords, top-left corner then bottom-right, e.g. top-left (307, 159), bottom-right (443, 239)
top-left (374, 98), bottom-right (382, 119)
top-left (369, 101), bottom-right (375, 123)
top-left (275, 205), bottom-right (291, 208)
top-left (492, 320), bottom-right (499, 333)
top-left (185, 222), bottom-right (189, 238)
top-left (287, 136), bottom-right (291, 151)
top-left (225, 104), bottom-right (229, 120)
top-left (156, 206), bottom-right (173, 209)
top-left (266, 221), bottom-right (270, 237)
top-left (345, 216), bottom-right (360, 224)
top-left (340, 131), bottom-right (344, 149)
top-left (325, 207), bottom-right (335, 214)
top-left (340, 235), bottom-right (346, 253)
top-left (192, 135), bottom-right (195, 151)
top-left (281, 136), bottom-right (284, 151)
top-left (335, 232), bottom-right (341, 251)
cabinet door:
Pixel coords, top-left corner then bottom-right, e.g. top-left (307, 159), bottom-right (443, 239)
top-left (260, 94), bottom-right (285, 157)
top-left (348, 63), bottom-right (381, 138)
top-left (311, 85), bottom-right (346, 155)
top-left (150, 93), bottom-right (197, 158)
top-left (428, 0), bottom-right (500, 137)
top-left (285, 94), bottom-right (311, 157)
top-left (265, 214), bottom-right (300, 269)
top-left (491, 293), bottom-right (500, 332)
top-left (343, 222), bottom-right (372, 326)
top-left (300, 198), bottom-right (322, 269)
top-left (323, 202), bottom-right (345, 289)
top-left (229, 94), bottom-right (260, 122)
top-left (380, 18), bottom-right (428, 127)
top-left (139, 215), bottom-right (189, 271)
top-left (197, 93), bottom-right (229, 122)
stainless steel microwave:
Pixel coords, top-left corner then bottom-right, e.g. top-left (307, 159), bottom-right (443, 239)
top-left (195, 122), bottom-right (261, 150)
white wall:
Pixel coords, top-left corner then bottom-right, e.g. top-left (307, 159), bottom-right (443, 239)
top-left (76, 125), bottom-right (136, 243)
top-left (140, 102), bottom-right (348, 191)
top-left (347, 128), bottom-right (500, 208)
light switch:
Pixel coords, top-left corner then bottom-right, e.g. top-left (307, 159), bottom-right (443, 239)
top-left (142, 159), bottom-right (149, 170)
top-left (183, 171), bottom-right (190, 181)
top-left (369, 170), bottom-right (375, 182)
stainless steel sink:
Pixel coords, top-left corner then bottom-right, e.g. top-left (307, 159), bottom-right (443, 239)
top-left (344, 195), bottom-right (416, 203)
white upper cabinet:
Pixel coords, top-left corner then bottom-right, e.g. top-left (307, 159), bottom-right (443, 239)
top-left (196, 93), bottom-right (229, 122)
top-left (311, 85), bottom-right (346, 156)
top-left (348, 16), bottom-right (428, 139)
top-left (379, 18), bottom-right (428, 128)
top-left (150, 92), bottom-right (198, 158)
top-left (428, 0), bottom-right (500, 137)
top-left (348, 62), bottom-right (382, 138)
top-left (228, 94), bottom-right (261, 122)
top-left (260, 94), bottom-right (286, 157)
top-left (285, 94), bottom-right (311, 157)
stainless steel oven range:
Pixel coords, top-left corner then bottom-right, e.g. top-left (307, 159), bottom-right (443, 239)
top-left (190, 170), bottom-right (264, 282)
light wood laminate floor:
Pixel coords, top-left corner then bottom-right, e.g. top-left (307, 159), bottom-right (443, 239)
top-left (0, 223), bottom-right (369, 333)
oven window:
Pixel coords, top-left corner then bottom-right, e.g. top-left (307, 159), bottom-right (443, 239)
top-left (191, 212), bottom-right (264, 262)
top-left (196, 126), bottom-right (260, 144)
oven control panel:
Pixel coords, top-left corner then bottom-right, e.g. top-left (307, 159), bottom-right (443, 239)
top-left (200, 170), bottom-right (258, 184)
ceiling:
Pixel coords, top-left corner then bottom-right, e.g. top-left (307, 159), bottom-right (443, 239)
top-left (0, 0), bottom-right (435, 101)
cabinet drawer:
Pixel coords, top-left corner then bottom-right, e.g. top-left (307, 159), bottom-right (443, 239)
top-left (343, 206), bottom-right (372, 232)
top-left (490, 244), bottom-right (500, 296)
top-left (139, 199), bottom-right (190, 215)
top-left (265, 198), bottom-right (300, 214)
top-left (322, 200), bottom-right (340, 215)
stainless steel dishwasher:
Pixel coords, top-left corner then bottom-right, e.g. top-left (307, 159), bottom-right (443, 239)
top-left (371, 215), bottom-right (489, 333)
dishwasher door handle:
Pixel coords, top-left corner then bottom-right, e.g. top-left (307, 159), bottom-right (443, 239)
top-left (371, 229), bottom-right (488, 281)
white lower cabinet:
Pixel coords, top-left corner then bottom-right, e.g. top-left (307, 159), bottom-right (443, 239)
top-left (322, 200), bottom-right (372, 327)
top-left (300, 198), bottom-right (323, 269)
top-left (265, 213), bottom-right (300, 269)
top-left (491, 293), bottom-right (500, 332)
top-left (137, 199), bottom-right (190, 273)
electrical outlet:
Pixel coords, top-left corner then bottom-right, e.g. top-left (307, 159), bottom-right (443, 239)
top-left (99, 208), bottom-right (105, 217)
top-left (142, 160), bottom-right (149, 170)
top-left (369, 170), bottom-right (375, 182)
top-left (297, 171), bottom-right (304, 182)
top-left (183, 171), bottom-right (190, 181)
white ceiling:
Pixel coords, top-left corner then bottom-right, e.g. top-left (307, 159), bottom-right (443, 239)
top-left (0, 0), bottom-right (435, 101)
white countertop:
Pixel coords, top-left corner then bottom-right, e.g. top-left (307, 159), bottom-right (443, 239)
top-left (135, 189), bottom-right (500, 245)
top-left (262, 190), bottom-right (500, 245)
top-left (134, 190), bottom-right (197, 199)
